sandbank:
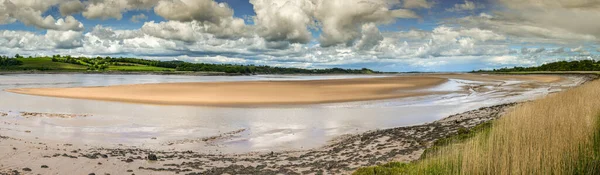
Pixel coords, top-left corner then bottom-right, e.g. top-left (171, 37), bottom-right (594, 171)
top-left (5, 74), bottom-right (565, 106)
top-left (6, 76), bottom-right (447, 106)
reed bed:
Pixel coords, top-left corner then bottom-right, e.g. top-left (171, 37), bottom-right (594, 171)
top-left (355, 79), bottom-right (600, 175)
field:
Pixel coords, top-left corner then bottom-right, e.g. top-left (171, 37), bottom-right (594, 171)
top-left (355, 79), bottom-right (600, 174)
top-left (5, 57), bottom-right (174, 72)
top-left (16, 57), bottom-right (87, 70)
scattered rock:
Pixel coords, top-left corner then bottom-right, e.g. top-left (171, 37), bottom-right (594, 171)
top-left (20, 112), bottom-right (90, 118)
top-left (147, 154), bottom-right (158, 161)
top-left (0, 101), bottom-right (522, 174)
top-left (41, 165), bottom-right (48, 168)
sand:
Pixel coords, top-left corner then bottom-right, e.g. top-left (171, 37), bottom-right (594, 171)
top-left (435, 73), bottom-right (564, 83)
top-left (0, 103), bottom-right (518, 175)
top-left (5, 76), bottom-right (447, 106)
top-left (4, 74), bottom-right (566, 106)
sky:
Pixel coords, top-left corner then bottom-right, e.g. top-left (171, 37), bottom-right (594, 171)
top-left (0, 0), bottom-right (599, 72)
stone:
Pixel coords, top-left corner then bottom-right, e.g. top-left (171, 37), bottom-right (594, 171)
top-left (147, 154), bottom-right (158, 161)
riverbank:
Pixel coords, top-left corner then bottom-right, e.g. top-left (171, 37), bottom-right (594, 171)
top-left (0, 103), bottom-right (518, 175)
top-left (0, 74), bottom-right (594, 174)
top-left (0, 70), bottom-right (238, 76)
top-left (355, 73), bottom-right (600, 174)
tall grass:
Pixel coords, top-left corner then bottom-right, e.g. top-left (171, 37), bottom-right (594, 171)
top-left (355, 79), bottom-right (600, 175)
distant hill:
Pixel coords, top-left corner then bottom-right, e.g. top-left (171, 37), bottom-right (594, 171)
top-left (0, 55), bottom-right (380, 75)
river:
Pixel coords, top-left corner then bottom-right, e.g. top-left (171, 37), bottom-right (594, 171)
top-left (0, 73), bottom-right (586, 154)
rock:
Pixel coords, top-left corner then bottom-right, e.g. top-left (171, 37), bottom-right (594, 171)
top-left (147, 154), bottom-right (158, 161)
top-left (41, 165), bottom-right (49, 168)
top-left (22, 168), bottom-right (32, 171)
top-left (127, 170), bottom-right (133, 172)
top-left (125, 159), bottom-right (134, 163)
top-left (89, 173), bottom-right (95, 175)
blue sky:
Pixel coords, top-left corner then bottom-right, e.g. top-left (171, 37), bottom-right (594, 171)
top-left (0, 0), bottom-right (599, 72)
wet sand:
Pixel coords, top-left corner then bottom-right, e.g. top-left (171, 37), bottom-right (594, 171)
top-left (0, 103), bottom-right (518, 175)
top-left (436, 73), bottom-right (564, 83)
top-left (4, 74), bottom-right (563, 106)
top-left (6, 76), bottom-right (447, 106)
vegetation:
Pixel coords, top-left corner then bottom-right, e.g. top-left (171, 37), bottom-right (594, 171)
top-left (355, 79), bottom-right (600, 174)
top-left (0, 56), bottom-right (23, 67)
top-left (0, 54), bottom-right (380, 74)
top-left (16, 57), bottom-right (88, 71)
top-left (474, 60), bottom-right (600, 72)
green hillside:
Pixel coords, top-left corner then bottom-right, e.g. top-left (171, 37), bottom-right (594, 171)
top-left (16, 57), bottom-right (87, 71)
top-left (0, 56), bottom-right (174, 72)
top-left (0, 55), bottom-right (380, 74)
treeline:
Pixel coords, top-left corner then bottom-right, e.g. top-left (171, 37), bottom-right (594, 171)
top-left (51, 55), bottom-right (110, 70)
top-left (175, 63), bottom-right (376, 74)
top-left (473, 60), bottom-right (600, 72)
top-left (110, 58), bottom-right (180, 68)
top-left (0, 56), bottom-right (23, 67)
top-left (46, 55), bottom-right (379, 74)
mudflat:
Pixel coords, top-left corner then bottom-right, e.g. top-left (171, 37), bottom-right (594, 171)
top-left (5, 76), bottom-right (447, 106)
top-left (4, 74), bottom-right (564, 106)
top-left (436, 73), bottom-right (564, 83)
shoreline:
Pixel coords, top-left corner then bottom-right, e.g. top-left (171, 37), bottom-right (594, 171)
top-left (0, 103), bottom-right (519, 174)
top-left (0, 70), bottom-right (398, 76)
top-left (0, 74), bottom-right (596, 174)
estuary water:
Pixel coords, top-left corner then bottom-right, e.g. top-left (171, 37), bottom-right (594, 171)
top-left (0, 74), bottom-right (586, 153)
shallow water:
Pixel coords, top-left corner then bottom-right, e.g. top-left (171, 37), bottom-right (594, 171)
top-left (0, 74), bottom-right (586, 153)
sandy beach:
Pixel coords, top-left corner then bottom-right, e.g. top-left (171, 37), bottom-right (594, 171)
top-left (4, 74), bottom-right (563, 106)
top-left (0, 73), bottom-right (595, 175)
top-left (6, 76), bottom-right (447, 106)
